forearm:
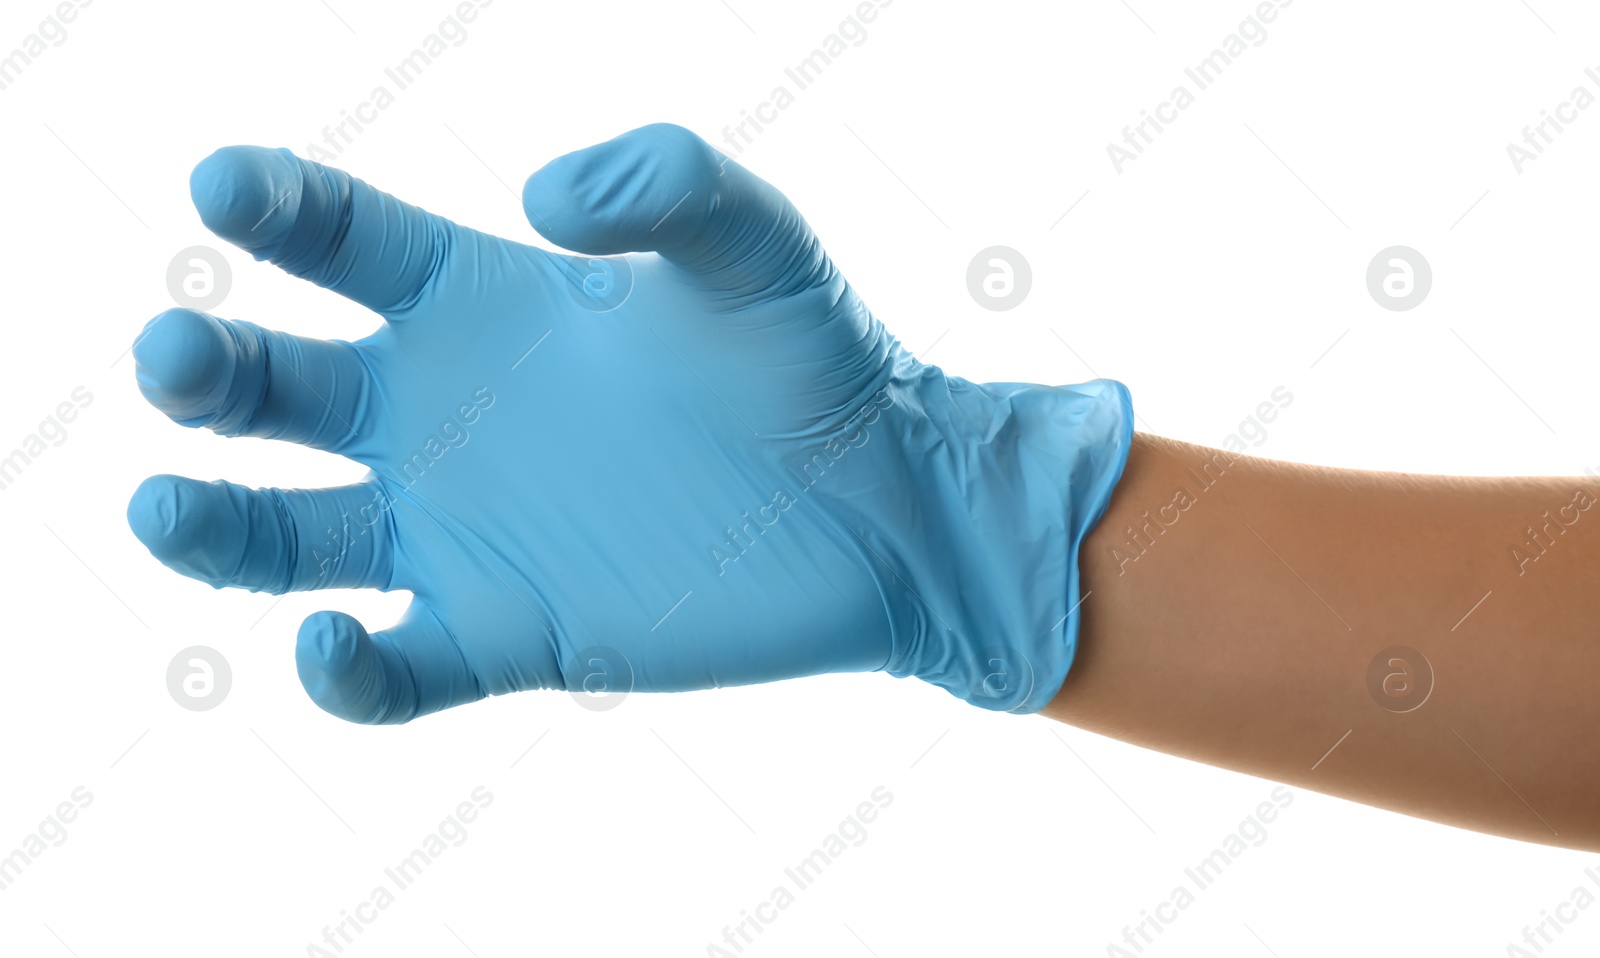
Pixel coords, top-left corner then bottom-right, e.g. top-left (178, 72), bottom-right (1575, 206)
top-left (1044, 432), bottom-right (1600, 851)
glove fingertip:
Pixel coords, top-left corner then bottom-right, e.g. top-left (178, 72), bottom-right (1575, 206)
top-left (190, 145), bottom-right (303, 255)
top-left (296, 610), bottom-right (379, 723)
top-left (127, 476), bottom-right (250, 590)
top-left (521, 122), bottom-right (718, 255)
top-left (127, 473), bottom-right (183, 554)
top-left (132, 308), bottom-right (233, 423)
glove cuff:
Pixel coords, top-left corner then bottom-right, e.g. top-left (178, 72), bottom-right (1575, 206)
top-left (887, 375), bottom-right (1135, 713)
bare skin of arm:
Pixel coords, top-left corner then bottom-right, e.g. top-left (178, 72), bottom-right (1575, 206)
top-left (1042, 432), bottom-right (1600, 851)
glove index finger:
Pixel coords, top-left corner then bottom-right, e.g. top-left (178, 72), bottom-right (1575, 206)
top-left (190, 145), bottom-right (453, 317)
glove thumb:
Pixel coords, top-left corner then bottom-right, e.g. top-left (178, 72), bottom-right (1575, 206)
top-left (522, 122), bottom-right (829, 301)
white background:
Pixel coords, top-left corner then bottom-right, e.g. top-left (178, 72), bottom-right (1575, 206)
top-left (0, 0), bottom-right (1596, 955)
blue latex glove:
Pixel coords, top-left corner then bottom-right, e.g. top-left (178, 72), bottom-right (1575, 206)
top-left (128, 123), bottom-right (1133, 723)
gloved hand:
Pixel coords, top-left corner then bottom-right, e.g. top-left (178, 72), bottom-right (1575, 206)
top-left (128, 123), bottom-right (1133, 724)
